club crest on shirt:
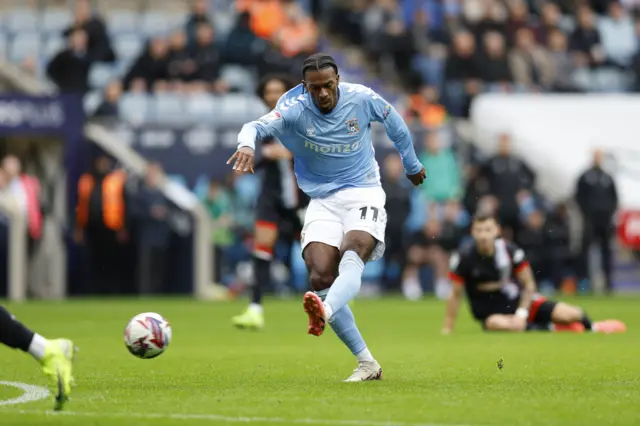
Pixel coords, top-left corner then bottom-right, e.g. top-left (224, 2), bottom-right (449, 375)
top-left (345, 118), bottom-right (359, 135)
top-left (306, 127), bottom-right (315, 137)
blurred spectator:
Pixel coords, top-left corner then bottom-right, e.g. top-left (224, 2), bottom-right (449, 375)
top-left (2, 156), bottom-right (27, 218)
top-left (463, 164), bottom-right (493, 215)
top-left (63, 0), bottom-right (115, 63)
top-left (135, 163), bottom-right (171, 294)
top-left (225, 12), bottom-right (262, 66)
top-left (537, 2), bottom-right (562, 45)
top-left (47, 29), bottom-right (91, 93)
top-left (363, 0), bottom-right (416, 77)
top-left (328, 0), bottom-right (369, 46)
top-left (504, 0), bottom-right (538, 43)
top-left (481, 133), bottom-right (536, 240)
top-left (186, 0), bottom-right (213, 47)
top-left (516, 208), bottom-right (546, 277)
top-left (124, 38), bottom-right (170, 92)
top-left (202, 180), bottom-right (235, 284)
top-left (381, 155), bottom-right (412, 291)
top-left (167, 30), bottom-right (197, 84)
top-left (402, 216), bottom-right (450, 300)
top-left (541, 202), bottom-right (572, 290)
top-left (468, 0), bottom-right (507, 40)
top-left (633, 17), bottom-right (640, 91)
top-left (75, 156), bottom-right (130, 294)
top-left (92, 81), bottom-right (122, 118)
top-left (547, 29), bottom-right (582, 92)
top-left (276, 0), bottom-right (319, 59)
top-left (597, 1), bottom-right (637, 68)
top-left (405, 86), bottom-right (447, 129)
top-left (444, 30), bottom-right (481, 116)
top-left (569, 6), bottom-right (605, 68)
top-left (419, 132), bottom-right (462, 204)
top-left (575, 149), bottom-right (618, 293)
top-left (478, 31), bottom-right (513, 87)
top-left (509, 28), bottom-right (554, 90)
top-left (191, 23), bottom-right (228, 92)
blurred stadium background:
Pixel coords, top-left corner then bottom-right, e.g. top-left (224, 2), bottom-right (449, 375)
top-left (0, 0), bottom-right (639, 302)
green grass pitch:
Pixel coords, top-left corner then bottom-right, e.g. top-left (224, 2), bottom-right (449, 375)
top-left (0, 297), bottom-right (639, 426)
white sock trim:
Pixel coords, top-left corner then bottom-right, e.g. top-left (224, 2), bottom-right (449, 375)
top-left (323, 302), bottom-right (334, 321)
top-left (248, 303), bottom-right (263, 314)
top-left (356, 347), bottom-right (374, 363)
top-left (28, 334), bottom-right (47, 361)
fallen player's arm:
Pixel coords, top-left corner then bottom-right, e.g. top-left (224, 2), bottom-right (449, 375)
top-left (442, 274), bottom-right (464, 334)
top-left (515, 262), bottom-right (536, 320)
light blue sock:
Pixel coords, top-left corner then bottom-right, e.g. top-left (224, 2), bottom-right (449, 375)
top-left (324, 251), bottom-right (364, 319)
top-left (315, 290), bottom-right (372, 361)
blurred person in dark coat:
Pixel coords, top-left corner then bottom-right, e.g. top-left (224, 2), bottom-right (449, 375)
top-left (63, 0), bottom-right (115, 63)
top-left (575, 149), bottom-right (618, 293)
top-left (542, 202), bottom-right (572, 290)
top-left (47, 29), bottom-right (91, 93)
top-left (92, 80), bottom-right (122, 118)
top-left (123, 38), bottom-right (170, 92)
top-left (482, 133), bottom-right (536, 240)
top-left (381, 154), bottom-right (412, 291)
top-left (190, 23), bottom-right (228, 92)
top-left (135, 163), bottom-right (172, 295)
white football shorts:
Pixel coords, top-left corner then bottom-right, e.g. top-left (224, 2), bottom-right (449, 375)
top-left (300, 186), bottom-right (387, 261)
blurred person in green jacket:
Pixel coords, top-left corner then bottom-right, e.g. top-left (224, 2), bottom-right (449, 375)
top-left (202, 180), bottom-right (235, 284)
top-left (419, 131), bottom-right (462, 204)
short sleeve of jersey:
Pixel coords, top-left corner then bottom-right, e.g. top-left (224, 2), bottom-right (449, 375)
top-left (508, 242), bottom-right (530, 273)
top-left (447, 251), bottom-right (466, 286)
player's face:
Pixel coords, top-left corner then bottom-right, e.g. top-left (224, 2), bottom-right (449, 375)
top-left (263, 79), bottom-right (287, 110)
top-left (472, 219), bottom-right (500, 253)
top-left (303, 68), bottom-right (340, 114)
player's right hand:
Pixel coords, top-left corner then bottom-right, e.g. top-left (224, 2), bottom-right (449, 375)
top-left (227, 146), bottom-right (255, 174)
top-left (407, 167), bottom-right (426, 186)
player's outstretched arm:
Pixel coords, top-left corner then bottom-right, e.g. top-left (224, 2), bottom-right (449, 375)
top-left (515, 262), bottom-right (537, 319)
top-left (228, 109), bottom-right (289, 174)
top-left (442, 284), bottom-right (463, 334)
top-left (367, 93), bottom-right (426, 186)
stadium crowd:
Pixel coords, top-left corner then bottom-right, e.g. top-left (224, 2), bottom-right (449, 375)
top-left (0, 0), bottom-right (626, 297)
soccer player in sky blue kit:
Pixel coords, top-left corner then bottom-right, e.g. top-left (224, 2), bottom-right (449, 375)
top-left (228, 53), bottom-right (426, 382)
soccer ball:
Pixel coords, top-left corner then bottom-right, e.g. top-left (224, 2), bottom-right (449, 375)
top-left (124, 312), bottom-right (172, 359)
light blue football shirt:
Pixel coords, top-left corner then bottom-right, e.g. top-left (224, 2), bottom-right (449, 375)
top-left (237, 82), bottom-right (423, 199)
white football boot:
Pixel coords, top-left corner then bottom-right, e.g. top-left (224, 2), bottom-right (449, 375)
top-left (343, 360), bottom-right (383, 382)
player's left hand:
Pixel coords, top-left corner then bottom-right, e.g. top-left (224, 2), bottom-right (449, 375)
top-left (407, 167), bottom-right (426, 186)
top-left (227, 147), bottom-right (255, 174)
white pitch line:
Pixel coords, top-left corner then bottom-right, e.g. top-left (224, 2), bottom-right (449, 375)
top-left (8, 409), bottom-right (482, 426)
top-left (0, 381), bottom-right (50, 406)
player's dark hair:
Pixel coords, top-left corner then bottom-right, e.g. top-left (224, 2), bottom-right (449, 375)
top-left (255, 73), bottom-right (296, 101)
top-left (301, 53), bottom-right (339, 79)
top-left (472, 212), bottom-right (498, 224)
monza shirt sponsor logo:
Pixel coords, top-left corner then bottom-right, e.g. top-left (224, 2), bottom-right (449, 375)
top-left (304, 140), bottom-right (361, 154)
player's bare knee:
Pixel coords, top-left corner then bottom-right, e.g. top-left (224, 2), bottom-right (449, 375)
top-left (551, 303), bottom-right (582, 323)
top-left (308, 269), bottom-right (336, 291)
top-left (342, 230), bottom-right (375, 260)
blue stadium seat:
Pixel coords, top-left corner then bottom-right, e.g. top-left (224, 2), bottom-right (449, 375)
top-left (41, 10), bottom-right (72, 34)
top-left (105, 10), bottom-right (140, 35)
top-left (9, 33), bottom-right (41, 61)
top-left (150, 93), bottom-right (186, 125)
top-left (184, 93), bottom-right (218, 123)
top-left (43, 36), bottom-right (65, 60)
top-left (113, 34), bottom-right (143, 62)
top-left (84, 90), bottom-right (102, 114)
top-left (119, 93), bottom-right (150, 126)
top-left (7, 9), bottom-right (39, 33)
top-left (220, 65), bottom-right (256, 93)
top-left (89, 64), bottom-right (116, 89)
top-left (140, 12), bottom-right (170, 37)
top-left (218, 93), bottom-right (254, 125)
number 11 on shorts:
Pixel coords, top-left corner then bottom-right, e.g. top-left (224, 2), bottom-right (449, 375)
top-left (359, 206), bottom-right (379, 222)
